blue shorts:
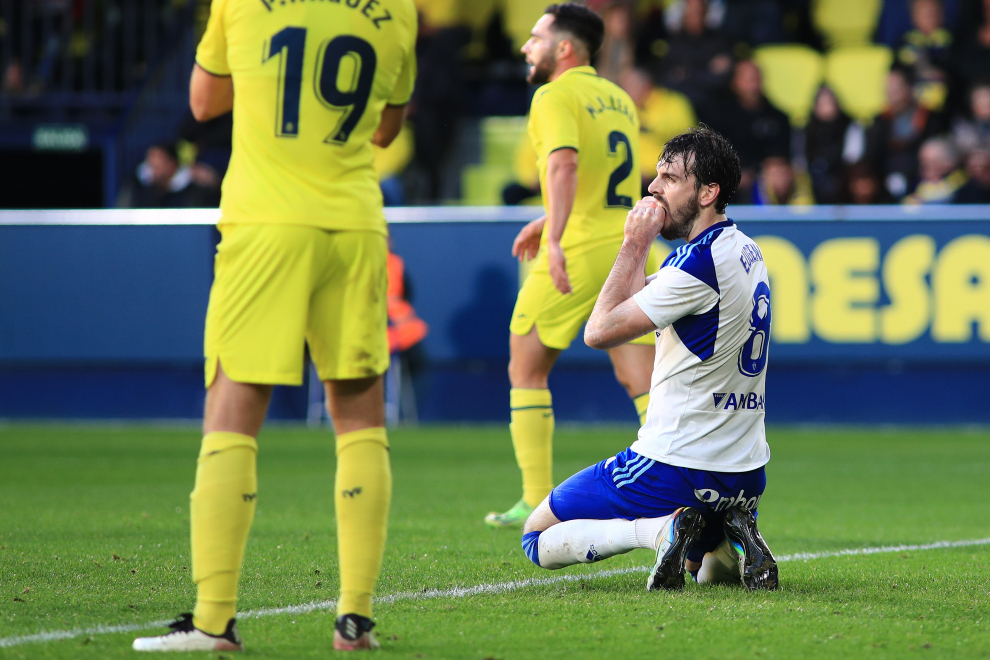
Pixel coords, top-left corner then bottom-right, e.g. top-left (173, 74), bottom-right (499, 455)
top-left (549, 447), bottom-right (766, 562)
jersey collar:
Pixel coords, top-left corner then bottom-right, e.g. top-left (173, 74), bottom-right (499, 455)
top-left (557, 65), bottom-right (598, 80)
top-left (688, 219), bottom-right (734, 244)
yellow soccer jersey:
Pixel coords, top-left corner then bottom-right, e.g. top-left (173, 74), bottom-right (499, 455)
top-left (528, 65), bottom-right (640, 256)
top-left (196, 0), bottom-right (417, 233)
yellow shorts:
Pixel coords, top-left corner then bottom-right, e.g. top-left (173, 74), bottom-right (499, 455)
top-left (510, 241), bottom-right (666, 350)
top-left (204, 224), bottom-right (389, 387)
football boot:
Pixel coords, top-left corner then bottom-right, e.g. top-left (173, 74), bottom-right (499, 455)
top-left (484, 498), bottom-right (533, 528)
top-left (723, 505), bottom-right (779, 590)
top-left (132, 613), bottom-right (243, 652)
top-left (647, 507), bottom-right (706, 591)
top-left (334, 613), bottom-right (380, 651)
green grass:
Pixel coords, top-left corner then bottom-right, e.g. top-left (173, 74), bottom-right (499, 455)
top-left (1, 423), bottom-right (989, 659)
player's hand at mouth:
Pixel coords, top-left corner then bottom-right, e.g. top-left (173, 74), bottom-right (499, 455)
top-left (547, 241), bottom-right (572, 294)
top-left (512, 216), bottom-right (546, 262)
top-left (623, 196), bottom-right (665, 248)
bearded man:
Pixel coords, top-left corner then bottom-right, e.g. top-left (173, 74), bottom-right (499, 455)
top-left (520, 126), bottom-right (779, 592)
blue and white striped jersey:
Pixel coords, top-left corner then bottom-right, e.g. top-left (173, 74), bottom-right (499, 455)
top-left (631, 219), bottom-right (771, 472)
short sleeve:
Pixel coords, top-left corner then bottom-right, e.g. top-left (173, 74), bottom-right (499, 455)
top-left (530, 87), bottom-right (579, 156)
top-left (195, 0), bottom-right (230, 77)
top-left (389, 48), bottom-right (417, 105)
top-left (633, 267), bottom-right (720, 331)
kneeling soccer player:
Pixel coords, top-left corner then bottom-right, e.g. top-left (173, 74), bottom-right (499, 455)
top-left (521, 128), bottom-right (778, 590)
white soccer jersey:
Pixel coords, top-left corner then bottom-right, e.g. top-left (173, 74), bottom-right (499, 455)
top-left (631, 219), bottom-right (771, 472)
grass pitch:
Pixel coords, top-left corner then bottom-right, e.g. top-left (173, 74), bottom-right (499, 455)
top-left (1, 423), bottom-right (989, 659)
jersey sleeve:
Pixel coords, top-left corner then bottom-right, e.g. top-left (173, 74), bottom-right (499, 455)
top-left (388, 47), bottom-right (417, 105)
top-left (633, 266), bottom-right (720, 331)
top-left (195, 0), bottom-right (230, 76)
top-left (530, 87), bottom-right (579, 154)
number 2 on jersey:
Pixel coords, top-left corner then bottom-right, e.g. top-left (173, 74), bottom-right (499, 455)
top-left (264, 27), bottom-right (377, 143)
top-left (605, 131), bottom-right (633, 208)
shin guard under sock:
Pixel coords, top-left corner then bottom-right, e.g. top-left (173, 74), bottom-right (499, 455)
top-left (335, 427), bottom-right (391, 618)
top-left (191, 432), bottom-right (258, 635)
top-left (510, 388), bottom-right (554, 508)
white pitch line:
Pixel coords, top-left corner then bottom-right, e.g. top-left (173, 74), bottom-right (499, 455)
top-left (3, 537), bottom-right (989, 649)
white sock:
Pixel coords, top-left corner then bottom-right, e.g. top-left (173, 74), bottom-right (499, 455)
top-left (697, 537), bottom-right (742, 585)
top-left (634, 515), bottom-right (673, 551)
top-left (536, 514), bottom-right (674, 570)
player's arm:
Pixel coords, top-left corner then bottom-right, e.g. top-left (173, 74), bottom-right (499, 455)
top-left (189, 63), bottom-right (232, 122)
top-left (544, 147), bottom-right (579, 294)
top-left (585, 198), bottom-right (664, 350)
top-left (373, 104), bottom-right (407, 148)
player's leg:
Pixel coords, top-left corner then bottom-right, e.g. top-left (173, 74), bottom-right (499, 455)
top-left (485, 327), bottom-right (562, 527)
top-left (307, 229), bottom-right (391, 650)
top-left (519, 451), bottom-right (689, 573)
top-left (607, 342), bottom-right (655, 425)
top-left (135, 225), bottom-right (314, 652)
top-left (190, 366), bottom-right (271, 636)
top-left (323, 376), bottom-right (389, 650)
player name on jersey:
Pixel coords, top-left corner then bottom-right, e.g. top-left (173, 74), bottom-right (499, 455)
top-left (583, 94), bottom-right (636, 123)
top-left (258, 0), bottom-right (394, 29)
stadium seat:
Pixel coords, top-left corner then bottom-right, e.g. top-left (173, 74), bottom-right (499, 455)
top-left (502, 0), bottom-right (548, 51)
top-left (824, 45), bottom-right (893, 123)
top-left (753, 45), bottom-right (825, 128)
top-left (812, 0), bottom-right (883, 48)
top-left (462, 116), bottom-right (529, 204)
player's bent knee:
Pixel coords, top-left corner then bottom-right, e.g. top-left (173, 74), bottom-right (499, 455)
top-left (522, 496), bottom-right (559, 535)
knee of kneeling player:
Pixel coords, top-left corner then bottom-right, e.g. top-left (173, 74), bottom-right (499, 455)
top-left (522, 531), bottom-right (543, 568)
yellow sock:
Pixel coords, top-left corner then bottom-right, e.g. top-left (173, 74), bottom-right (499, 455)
top-left (633, 392), bottom-right (650, 426)
top-left (190, 432), bottom-right (258, 635)
top-left (510, 388), bottom-right (554, 508)
top-left (336, 427), bottom-right (391, 619)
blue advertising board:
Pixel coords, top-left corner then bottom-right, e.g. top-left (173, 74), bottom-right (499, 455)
top-left (1, 206), bottom-right (988, 422)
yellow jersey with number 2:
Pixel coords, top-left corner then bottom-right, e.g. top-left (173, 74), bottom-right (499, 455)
top-left (196, 0), bottom-right (417, 234)
top-left (528, 65), bottom-right (640, 257)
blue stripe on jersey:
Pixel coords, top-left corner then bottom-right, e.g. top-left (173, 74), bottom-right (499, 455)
top-left (659, 220), bottom-right (734, 360)
top-left (672, 301), bottom-right (721, 361)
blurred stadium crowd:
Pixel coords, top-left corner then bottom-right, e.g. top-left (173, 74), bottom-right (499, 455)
top-left (2, 0), bottom-right (990, 208)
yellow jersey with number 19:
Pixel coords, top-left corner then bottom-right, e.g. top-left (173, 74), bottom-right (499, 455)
top-left (196, 0), bottom-right (416, 234)
top-left (528, 65), bottom-right (640, 257)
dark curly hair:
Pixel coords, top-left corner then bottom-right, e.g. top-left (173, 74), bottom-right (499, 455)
top-left (544, 4), bottom-right (605, 59)
top-left (659, 125), bottom-right (741, 214)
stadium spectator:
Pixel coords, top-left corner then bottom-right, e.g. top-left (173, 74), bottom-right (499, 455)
top-left (842, 162), bottom-right (894, 204)
top-left (805, 85), bottom-right (852, 204)
top-left (904, 137), bottom-right (967, 203)
top-left (619, 68), bottom-right (697, 192)
top-left (720, 0), bottom-right (786, 48)
top-left (751, 156), bottom-right (814, 206)
top-left (865, 67), bottom-right (946, 200)
top-left (952, 82), bottom-right (990, 152)
top-left (707, 59), bottom-right (791, 201)
top-left (952, 0), bottom-right (990, 86)
top-left (656, 0), bottom-right (733, 115)
top-left (129, 143), bottom-right (201, 208)
top-left (406, 5), bottom-right (471, 202)
top-left (897, 0), bottom-right (953, 111)
top-left (952, 147), bottom-right (990, 202)
top-left (593, 0), bottom-right (635, 84)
